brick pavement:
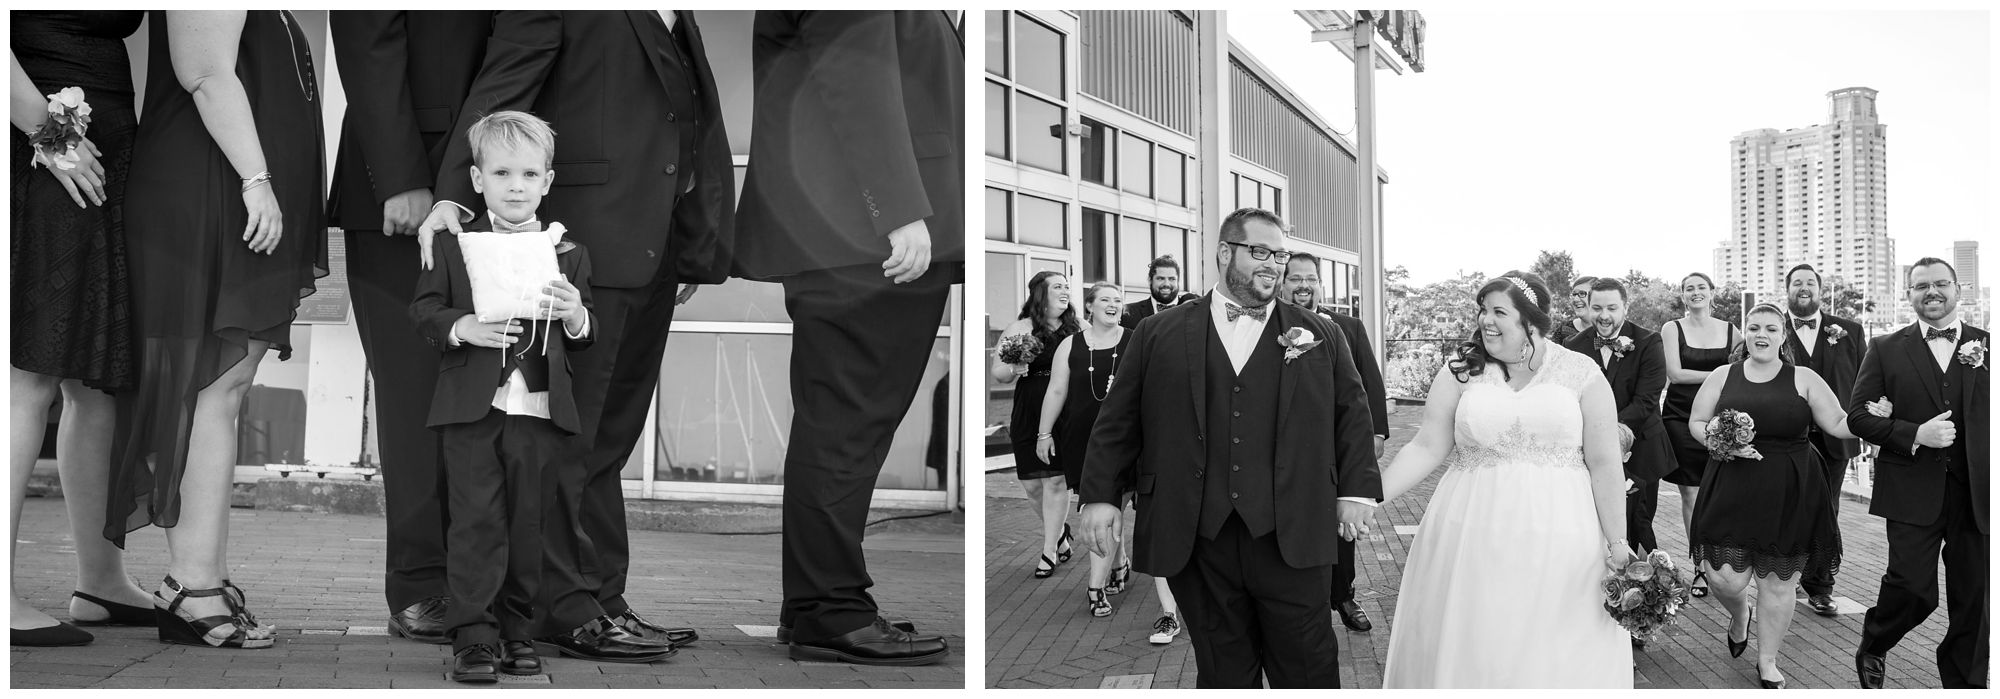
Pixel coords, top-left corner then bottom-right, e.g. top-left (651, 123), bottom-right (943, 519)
top-left (984, 406), bottom-right (1957, 689)
top-left (10, 498), bottom-right (963, 689)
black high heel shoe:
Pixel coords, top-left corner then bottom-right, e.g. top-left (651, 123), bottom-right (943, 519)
top-left (1726, 629), bottom-right (1748, 658)
top-left (1033, 554), bottom-right (1056, 579)
top-left (154, 576), bottom-right (273, 649)
top-left (1057, 524), bottom-right (1074, 563)
top-left (71, 590), bottom-right (156, 626)
top-left (1086, 588), bottom-right (1113, 618)
top-left (1690, 571), bottom-right (1710, 599)
top-left (1105, 563), bottom-right (1131, 596)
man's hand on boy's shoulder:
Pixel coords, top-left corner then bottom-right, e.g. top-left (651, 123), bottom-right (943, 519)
top-left (451, 315), bottom-right (522, 349)
top-left (418, 201), bottom-right (473, 270)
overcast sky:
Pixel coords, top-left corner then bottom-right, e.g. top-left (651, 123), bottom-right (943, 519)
top-left (1228, 9), bottom-right (1992, 285)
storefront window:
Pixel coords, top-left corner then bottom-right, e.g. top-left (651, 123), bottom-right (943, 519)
top-left (1080, 117), bottom-right (1112, 186)
top-left (1013, 14), bottom-right (1063, 97)
top-left (1015, 94), bottom-right (1065, 173)
top-left (1119, 132), bottom-right (1152, 198)
top-left (985, 81), bottom-right (1008, 158)
top-left (1082, 209), bottom-right (1115, 285)
top-left (1017, 194), bottom-right (1067, 249)
top-left (986, 187), bottom-right (1011, 241)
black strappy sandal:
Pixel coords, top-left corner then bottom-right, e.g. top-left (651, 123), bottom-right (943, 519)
top-left (1105, 563), bottom-right (1131, 595)
top-left (1033, 554), bottom-right (1056, 579)
top-left (154, 576), bottom-right (274, 649)
top-left (70, 590), bottom-right (155, 627)
top-left (1086, 588), bottom-right (1113, 617)
top-left (1057, 524), bottom-right (1074, 563)
top-left (1690, 571), bottom-right (1710, 599)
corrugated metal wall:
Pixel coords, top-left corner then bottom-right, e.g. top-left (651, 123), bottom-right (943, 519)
top-left (1229, 57), bottom-right (1361, 252)
top-left (1077, 10), bottom-right (1198, 135)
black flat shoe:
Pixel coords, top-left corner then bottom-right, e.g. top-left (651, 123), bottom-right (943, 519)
top-left (500, 640), bottom-right (540, 676)
top-left (536, 616), bottom-right (674, 663)
top-left (788, 617), bottom-right (949, 666)
top-left (778, 617), bottom-right (917, 644)
top-left (1032, 554), bottom-right (1056, 579)
top-left (1335, 599), bottom-right (1373, 632)
top-left (1760, 678), bottom-right (1786, 689)
top-left (70, 590), bottom-right (155, 626)
top-left (1057, 524), bottom-right (1074, 563)
top-left (451, 644), bottom-right (499, 684)
top-left (10, 621), bottom-right (93, 647)
top-left (1690, 571), bottom-right (1710, 599)
top-left (607, 609), bottom-right (698, 648)
top-left (388, 596), bottom-right (451, 644)
top-left (1855, 648), bottom-right (1886, 689)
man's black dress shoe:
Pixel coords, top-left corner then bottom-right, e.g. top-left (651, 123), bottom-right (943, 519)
top-left (537, 616), bottom-right (675, 663)
top-left (1855, 648), bottom-right (1886, 688)
top-left (451, 644), bottom-right (499, 684)
top-left (1806, 593), bottom-right (1840, 616)
top-left (608, 609), bottom-right (699, 648)
top-left (10, 621), bottom-right (94, 647)
top-left (1335, 600), bottom-right (1373, 632)
top-left (788, 617), bottom-right (948, 666)
top-left (500, 640), bottom-right (541, 676)
top-left (777, 617), bottom-right (919, 644)
top-left (389, 596), bottom-right (450, 644)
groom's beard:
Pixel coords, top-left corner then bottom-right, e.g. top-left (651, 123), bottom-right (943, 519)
top-left (1788, 292), bottom-right (1820, 318)
top-left (1152, 285), bottom-right (1179, 305)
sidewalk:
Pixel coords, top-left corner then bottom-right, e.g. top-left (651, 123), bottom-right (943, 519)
top-left (11, 498), bottom-right (963, 689)
top-left (984, 407), bottom-right (1955, 689)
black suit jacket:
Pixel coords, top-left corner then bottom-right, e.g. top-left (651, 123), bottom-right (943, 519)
top-left (1564, 321), bottom-right (1673, 481)
top-left (734, 11), bottom-right (963, 281)
top-left (326, 11), bottom-right (491, 231)
top-left (1121, 293), bottom-right (1200, 330)
top-left (1081, 295), bottom-right (1382, 577)
top-left (1786, 312), bottom-right (1866, 461)
top-left (410, 221), bottom-right (596, 435)
top-left (1848, 322), bottom-right (1989, 533)
top-left (1313, 305), bottom-right (1389, 438)
top-left (435, 11), bottom-right (735, 287)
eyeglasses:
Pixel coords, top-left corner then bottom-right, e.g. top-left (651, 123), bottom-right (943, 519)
top-left (1222, 241), bottom-right (1292, 263)
top-left (1908, 280), bottom-right (1960, 294)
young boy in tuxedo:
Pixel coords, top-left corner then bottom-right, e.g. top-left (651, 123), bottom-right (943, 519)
top-left (409, 111), bottom-right (597, 682)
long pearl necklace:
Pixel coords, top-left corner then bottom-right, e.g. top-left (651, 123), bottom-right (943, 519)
top-left (1087, 328), bottom-right (1121, 402)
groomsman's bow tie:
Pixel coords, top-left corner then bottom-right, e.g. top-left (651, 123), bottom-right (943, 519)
top-left (491, 217), bottom-right (544, 234)
top-left (1592, 335), bottom-right (1619, 350)
top-left (1925, 326), bottom-right (1959, 343)
top-left (1225, 302), bottom-right (1269, 323)
top-left (1792, 317), bottom-right (1818, 330)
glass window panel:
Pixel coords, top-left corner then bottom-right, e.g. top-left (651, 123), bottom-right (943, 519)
top-left (1013, 14), bottom-right (1063, 97)
top-left (1264, 184), bottom-right (1282, 216)
top-left (1015, 94), bottom-right (1065, 173)
top-left (1081, 209), bottom-right (1114, 285)
top-left (985, 187), bottom-right (1010, 241)
top-left (985, 10), bottom-right (1007, 78)
top-left (1154, 226), bottom-right (1184, 288)
top-left (1156, 148), bottom-right (1184, 206)
top-left (1236, 174), bottom-right (1258, 210)
top-left (674, 278), bottom-right (790, 323)
top-left (1118, 218), bottom-right (1153, 291)
top-left (1016, 194), bottom-right (1067, 249)
top-left (1119, 132), bottom-right (1152, 197)
top-left (986, 252), bottom-right (1025, 344)
top-left (984, 81), bottom-right (1008, 159)
top-left (1080, 117), bottom-right (1112, 186)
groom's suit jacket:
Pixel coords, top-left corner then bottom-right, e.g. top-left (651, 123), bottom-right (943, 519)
top-left (1081, 294), bottom-right (1382, 578)
top-left (1564, 321), bottom-right (1674, 481)
top-left (1786, 312), bottom-right (1867, 462)
top-left (1848, 322), bottom-right (1989, 534)
top-left (434, 10), bottom-right (736, 287)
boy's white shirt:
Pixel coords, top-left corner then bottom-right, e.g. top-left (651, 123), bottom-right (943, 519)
top-left (445, 212), bottom-right (590, 419)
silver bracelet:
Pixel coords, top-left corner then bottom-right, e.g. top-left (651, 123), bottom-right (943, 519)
top-left (1036, 432), bottom-right (1053, 440)
top-left (240, 170), bottom-right (273, 192)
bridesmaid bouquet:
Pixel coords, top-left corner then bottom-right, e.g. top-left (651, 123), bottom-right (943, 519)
top-left (1704, 409), bottom-right (1762, 461)
top-left (996, 333), bottom-right (1043, 366)
top-left (28, 87), bottom-right (91, 171)
top-left (1602, 549), bottom-right (1693, 642)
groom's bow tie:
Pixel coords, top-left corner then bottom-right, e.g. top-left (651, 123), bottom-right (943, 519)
top-left (491, 217), bottom-right (544, 234)
top-left (1224, 302), bottom-right (1268, 323)
top-left (1925, 326), bottom-right (1958, 343)
top-left (1792, 316), bottom-right (1818, 330)
top-left (1592, 334), bottom-right (1619, 350)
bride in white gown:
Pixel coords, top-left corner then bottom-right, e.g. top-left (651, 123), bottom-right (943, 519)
top-left (1379, 272), bottom-right (1636, 688)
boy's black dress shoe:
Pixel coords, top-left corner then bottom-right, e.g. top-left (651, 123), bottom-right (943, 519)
top-left (537, 616), bottom-right (674, 663)
top-left (451, 644), bottom-right (499, 684)
top-left (608, 609), bottom-right (698, 648)
top-left (777, 617), bottom-right (919, 644)
top-left (389, 596), bottom-right (451, 644)
top-left (500, 640), bottom-right (541, 676)
top-left (788, 617), bottom-right (948, 666)
top-left (1335, 600), bottom-right (1372, 632)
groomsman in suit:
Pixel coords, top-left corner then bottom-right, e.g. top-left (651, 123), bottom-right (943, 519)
top-left (1123, 255), bottom-right (1201, 329)
top-left (1281, 252), bottom-right (1385, 633)
top-left (419, 10), bottom-right (734, 662)
top-left (1849, 257), bottom-right (1988, 689)
top-left (735, 11), bottom-right (961, 666)
top-left (1782, 263), bottom-right (1866, 615)
top-left (1562, 278), bottom-right (1673, 560)
top-left (327, 10), bottom-right (494, 644)
top-left (1082, 208), bottom-right (1381, 688)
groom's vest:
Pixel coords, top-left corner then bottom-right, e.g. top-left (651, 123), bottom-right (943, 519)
top-left (1941, 353), bottom-right (1971, 481)
top-left (1199, 316), bottom-right (1285, 540)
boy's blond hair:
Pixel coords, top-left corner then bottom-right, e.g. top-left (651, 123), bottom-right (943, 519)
top-left (467, 110), bottom-right (556, 168)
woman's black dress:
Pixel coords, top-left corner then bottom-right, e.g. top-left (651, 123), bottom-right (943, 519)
top-left (10, 11), bottom-right (145, 391)
top-left (108, 10), bottom-right (326, 546)
top-left (1689, 363), bottom-right (1840, 580)
top-left (1662, 320), bottom-right (1734, 487)
top-left (1057, 329), bottom-right (1129, 488)
top-left (1008, 324), bottom-right (1065, 481)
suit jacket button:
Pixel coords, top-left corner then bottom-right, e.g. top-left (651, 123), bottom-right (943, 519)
top-left (1231, 493), bottom-right (1239, 500)
top-left (1232, 437), bottom-right (1240, 444)
top-left (665, 164), bottom-right (679, 175)
top-left (666, 112), bottom-right (677, 123)
top-left (1195, 469), bottom-right (1204, 478)
top-left (1231, 465), bottom-right (1240, 472)
top-left (646, 250), bottom-right (657, 258)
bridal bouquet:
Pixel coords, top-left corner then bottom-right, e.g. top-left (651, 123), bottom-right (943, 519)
top-left (1704, 409), bottom-right (1762, 461)
top-left (28, 87), bottom-right (91, 171)
top-left (1602, 549), bottom-right (1693, 642)
top-left (996, 333), bottom-right (1043, 366)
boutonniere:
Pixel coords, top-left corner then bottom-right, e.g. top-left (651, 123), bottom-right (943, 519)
top-left (1824, 324), bottom-right (1849, 346)
top-left (1277, 327), bottom-right (1321, 364)
top-left (1611, 336), bottom-right (1635, 359)
top-left (1959, 339), bottom-right (1986, 369)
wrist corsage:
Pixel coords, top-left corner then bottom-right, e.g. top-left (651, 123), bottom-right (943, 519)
top-left (28, 87), bottom-right (90, 171)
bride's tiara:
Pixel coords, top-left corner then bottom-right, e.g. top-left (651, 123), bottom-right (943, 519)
top-left (1504, 276), bottom-right (1538, 307)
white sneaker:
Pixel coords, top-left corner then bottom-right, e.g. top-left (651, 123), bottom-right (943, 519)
top-left (1148, 614), bottom-right (1181, 644)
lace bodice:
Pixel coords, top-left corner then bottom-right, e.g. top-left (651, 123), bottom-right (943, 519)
top-left (1444, 344), bottom-right (1605, 471)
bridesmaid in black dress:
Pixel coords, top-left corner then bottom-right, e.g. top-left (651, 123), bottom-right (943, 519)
top-left (110, 10), bottom-right (326, 649)
top-left (9, 10), bottom-right (156, 647)
top-left (1687, 304), bottom-right (1857, 688)
top-left (1658, 272), bottom-right (1740, 598)
top-left (990, 271), bottom-right (1078, 578)
top-left (1034, 282), bottom-right (1133, 617)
